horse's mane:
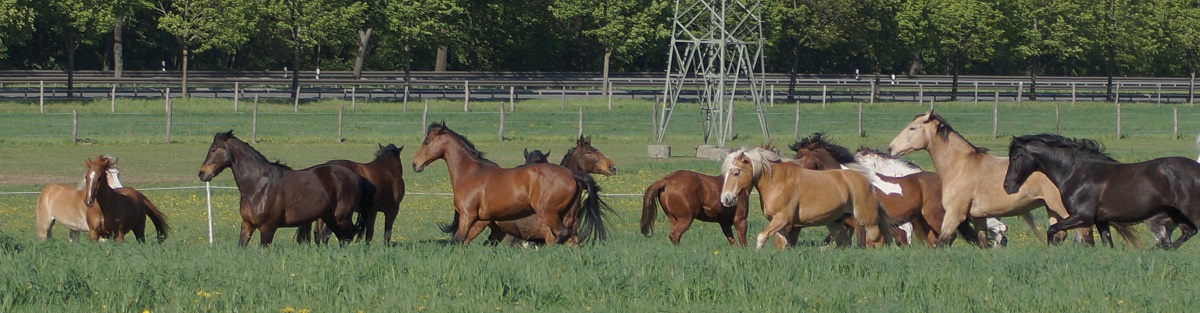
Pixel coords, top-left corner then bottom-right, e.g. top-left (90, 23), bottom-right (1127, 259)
top-left (426, 122), bottom-right (497, 166)
top-left (790, 132), bottom-right (856, 164)
top-left (559, 147), bottom-right (575, 165)
top-left (375, 143), bottom-right (402, 159)
top-left (722, 147), bottom-right (781, 178)
top-left (921, 113), bottom-right (989, 154)
top-left (216, 130), bottom-right (292, 170)
top-left (1012, 133), bottom-right (1116, 162)
top-left (856, 146), bottom-right (921, 170)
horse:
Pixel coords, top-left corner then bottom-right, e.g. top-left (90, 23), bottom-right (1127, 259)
top-left (1003, 134), bottom-right (1189, 248)
top-left (789, 133), bottom-right (905, 247)
top-left (523, 148), bottom-right (551, 164)
top-left (197, 130), bottom-right (372, 247)
top-left (80, 156), bottom-right (170, 243)
top-left (640, 170), bottom-right (750, 246)
top-left (308, 144), bottom-right (407, 244)
top-left (36, 155), bottom-right (128, 242)
top-left (719, 147), bottom-right (893, 249)
top-left (560, 135), bottom-right (616, 175)
top-left (855, 146), bottom-right (1014, 247)
top-left (413, 122), bottom-right (608, 245)
top-left (887, 110), bottom-right (1136, 247)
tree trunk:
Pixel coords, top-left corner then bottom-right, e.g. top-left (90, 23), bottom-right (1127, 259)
top-left (182, 48), bottom-right (189, 99)
top-left (292, 43), bottom-right (301, 101)
top-left (352, 27), bottom-right (373, 79)
top-left (787, 44), bottom-right (799, 101)
top-left (113, 13), bottom-right (125, 78)
top-left (435, 45), bottom-right (448, 72)
top-left (950, 53), bottom-right (960, 101)
top-left (908, 49), bottom-right (922, 76)
top-left (602, 48), bottom-right (612, 98)
top-left (403, 43), bottom-right (412, 89)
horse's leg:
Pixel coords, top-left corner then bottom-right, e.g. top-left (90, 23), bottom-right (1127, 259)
top-left (238, 221), bottom-right (255, 247)
top-left (462, 220), bottom-right (490, 246)
top-left (718, 221), bottom-right (736, 246)
top-left (936, 199), bottom-right (970, 247)
top-left (1045, 211), bottom-right (1094, 245)
top-left (483, 223), bottom-right (505, 246)
top-left (734, 214), bottom-right (749, 247)
top-left (382, 210), bottom-right (399, 245)
top-left (536, 210), bottom-right (569, 246)
top-left (295, 223), bottom-right (312, 244)
top-left (35, 214), bottom-right (52, 242)
top-left (68, 230), bottom-right (79, 242)
top-left (1145, 214), bottom-right (1174, 248)
top-left (774, 225), bottom-right (793, 250)
top-left (363, 211), bottom-right (378, 243)
top-left (258, 225), bottom-right (278, 248)
top-left (1095, 221), bottom-right (1114, 248)
top-left (668, 216), bottom-right (693, 246)
top-left (756, 216), bottom-right (790, 250)
top-left (1170, 223), bottom-right (1197, 250)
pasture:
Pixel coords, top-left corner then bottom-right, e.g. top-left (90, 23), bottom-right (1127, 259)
top-left (1, 97), bottom-right (1200, 311)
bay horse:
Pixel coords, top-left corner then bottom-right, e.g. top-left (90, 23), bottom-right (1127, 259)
top-left (719, 147), bottom-right (893, 249)
top-left (36, 155), bottom-right (128, 241)
top-left (640, 170), bottom-right (750, 246)
top-left (560, 135), bottom-right (616, 175)
top-left (887, 110), bottom-right (1135, 247)
top-left (523, 148), bottom-right (551, 164)
top-left (413, 122), bottom-right (608, 245)
top-left (197, 130), bottom-right (372, 247)
top-left (81, 156), bottom-right (170, 243)
top-left (308, 144), bottom-right (407, 244)
top-left (1004, 134), bottom-right (1189, 248)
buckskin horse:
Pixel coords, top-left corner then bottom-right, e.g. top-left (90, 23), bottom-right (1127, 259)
top-left (197, 131), bottom-right (372, 247)
top-left (413, 122), bottom-right (607, 245)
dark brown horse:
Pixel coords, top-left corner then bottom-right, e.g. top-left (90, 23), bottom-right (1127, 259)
top-left (198, 131), bottom-right (372, 247)
top-left (640, 170), bottom-right (750, 246)
top-left (414, 123), bottom-right (608, 245)
top-left (81, 156), bottom-right (170, 243)
top-left (308, 144), bottom-right (406, 244)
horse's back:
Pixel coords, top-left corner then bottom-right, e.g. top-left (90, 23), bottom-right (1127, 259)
top-left (661, 170), bottom-right (726, 218)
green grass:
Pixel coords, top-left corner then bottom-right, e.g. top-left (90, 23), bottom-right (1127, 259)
top-left (1, 98), bottom-right (1200, 311)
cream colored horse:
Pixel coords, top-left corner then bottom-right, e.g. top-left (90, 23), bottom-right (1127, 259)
top-left (719, 147), bottom-right (891, 249)
top-left (887, 110), bottom-right (1089, 246)
top-left (35, 155), bottom-right (124, 242)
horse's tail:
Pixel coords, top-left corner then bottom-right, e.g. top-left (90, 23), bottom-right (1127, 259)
top-left (1112, 222), bottom-right (1143, 249)
top-left (354, 178), bottom-right (376, 240)
top-left (640, 178), bottom-right (667, 237)
top-left (1019, 212), bottom-right (1045, 244)
top-left (439, 211), bottom-right (460, 234)
top-left (141, 195), bottom-right (170, 243)
top-left (573, 171), bottom-right (611, 244)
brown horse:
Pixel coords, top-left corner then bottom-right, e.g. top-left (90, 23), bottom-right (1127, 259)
top-left (309, 144), bottom-right (407, 244)
top-left (887, 110), bottom-right (1137, 247)
top-left (640, 170), bottom-right (750, 246)
top-left (560, 135), bottom-right (616, 175)
top-left (36, 155), bottom-right (129, 241)
top-left (198, 131), bottom-right (372, 247)
top-left (719, 147), bottom-right (892, 249)
top-left (81, 156), bottom-right (170, 243)
top-left (413, 122), bottom-right (608, 245)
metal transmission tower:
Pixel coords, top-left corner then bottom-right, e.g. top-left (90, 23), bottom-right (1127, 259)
top-left (656, 0), bottom-right (769, 147)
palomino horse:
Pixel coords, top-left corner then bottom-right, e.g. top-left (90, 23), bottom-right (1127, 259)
top-left (309, 144), bottom-right (407, 244)
top-left (197, 131), bottom-right (372, 247)
top-left (887, 110), bottom-right (1135, 247)
top-left (789, 133), bottom-right (901, 247)
top-left (36, 155), bottom-right (130, 241)
top-left (1004, 134), bottom-right (1184, 248)
top-left (640, 170), bottom-right (750, 246)
top-left (81, 156), bottom-right (170, 243)
top-left (719, 147), bottom-right (892, 249)
top-left (413, 122), bottom-right (608, 245)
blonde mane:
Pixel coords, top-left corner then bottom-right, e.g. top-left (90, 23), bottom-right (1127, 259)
top-left (722, 147), bottom-right (782, 179)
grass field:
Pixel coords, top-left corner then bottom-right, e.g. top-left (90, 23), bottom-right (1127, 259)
top-left (2, 97), bottom-right (1200, 311)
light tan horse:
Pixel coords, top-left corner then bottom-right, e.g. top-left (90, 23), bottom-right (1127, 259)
top-left (35, 155), bottom-right (125, 242)
top-left (887, 110), bottom-right (1094, 246)
top-left (718, 147), bottom-right (892, 249)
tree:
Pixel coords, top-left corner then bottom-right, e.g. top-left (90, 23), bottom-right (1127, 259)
top-left (764, 0), bottom-right (882, 97)
top-left (1004, 0), bottom-right (1091, 98)
top-left (382, 0), bottom-right (461, 85)
top-left (157, 0), bottom-right (257, 98)
top-left (266, 0), bottom-right (366, 101)
top-left (110, 0), bottom-right (153, 77)
top-left (1156, 0), bottom-right (1200, 101)
top-left (899, 0), bottom-right (1003, 100)
top-left (550, 0), bottom-right (669, 102)
top-left (50, 0), bottom-right (117, 97)
top-left (0, 0), bottom-right (35, 59)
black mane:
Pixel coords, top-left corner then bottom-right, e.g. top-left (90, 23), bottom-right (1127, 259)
top-left (376, 143), bottom-right (402, 159)
top-left (217, 130), bottom-right (291, 170)
top-left (790, 132), bottom-right (857, 164)
top-left (1011, 133), bottom-right (1115, 162)
top-left (921, 113), bottom-right (989, 154)
top-left (426, 122), bottom-right (496, 165)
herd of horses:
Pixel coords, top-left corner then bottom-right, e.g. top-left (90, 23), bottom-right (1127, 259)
top-left (32, 111), bottom-right (1200, 250)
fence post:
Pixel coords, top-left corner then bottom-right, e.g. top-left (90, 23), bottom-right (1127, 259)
top-left (337, 105), bottom-right (344, 142)
top-left (463, 80), bottom-right (470, 112)
top-left (1174, 107), bottom-right (1179, 139)
top-left (1115, 82), bottom-right (1121, 106)
top-left (769, 85), bottom-right (775, 108)
top-left (252, 94), bottom-right (259, 143)
top-left (652, 98), bottom-right (659, 138)
top-left (993, 92), bottom-right (999, 139)
top-left (165, 88), bottom-right (172, 144)
top-left (974, 82), bottom-right (979, 105)
top-left (561, 86), bottom-right (567, 110)
top-left (1116, 101), bottom-right (1122, 139)
top-left (869, 81), bottom-right (875, 106)
top-left (857, 102), bottom-right (863, 137)
top-left (793, 101), bottom-right (801, 140)
top-left (421, 100), bottom-right (429, 136)
top-left (821, 85), bottom-right (827, 109)
top-left (72, 110), bottom-right (78, 143)
top-left (509, 87), bottom-right (515, 112)
top-left (205, 181), bottom-right (214, 245)
top-left (233, 81), bottom-right (240, 112)
top-left (929, 97), bottom-right (935, 111)
top-left (1017, 81), bottom-right (1023, 104)
top-left (499, 102), bottom-right (506, 141)
top-left (918, 84), bottom-right (924, 106)
top-left (1071, 83), bottom-right (1076, 107)
top-left (606, 81), bottom-right (613, 110)
top-left (1055, 102), bottom-right (1061, 134)
top-left (578, 106), bottom-right (584, 138)
top-left (403, 85), bottom-right (410, 112)
top-left (111, 84), bottom-right (117, 113)
top-left (39, 80), bottom-right (44, 114)
top-left (1157, 83), bottom-right (1162, 105)
top-left (293, 87), bottom-right (300, 112)
top-left (350, 86), bottom-right (357, 110)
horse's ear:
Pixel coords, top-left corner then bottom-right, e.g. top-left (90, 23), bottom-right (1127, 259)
top-left (545, 150), bottom-right (552, 159)
top-left (583, 136), bottom-right (591, 145)
top-left (922, 110), bottom-right (935, 122)
top-left (523, 148), bottom-right (530, 158)
top-left (397, 145), bottom-right (404, 153)
top-left (379, 143), bottom-right (385, 150)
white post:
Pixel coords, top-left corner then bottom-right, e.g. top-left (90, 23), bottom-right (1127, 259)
top-left (39, 80), bottom-right (44, 114)
top-left (993, 92), bottom-right (999, 139)
top-left (499, 102), bottom-right (506, 141)
top-left (561, 86), bottom-right (567, 110)
top-left (1055, 102), bottom-right (1061, 134)
top-left (918, 84), bottom-right (924, 106)
top-left (793, 101), bottom-right (800, 140)
top-left (165, 88), bottom-right (172, 144)
top-left (509, 86), bottom-right (515, 112)
top-left (205, 181), bottom-right (214, 245)
top-left (606, 81), bottom-right (613, 110)
top-left (463, 81), bottom-right (470, 112)
top-left (421, 100), bottom-right (429, 136)
top-left (293, 86), bottom-right (300, 112)
top-left (1174, 107), bottom-right (1179, 139)
top-left (1017, 81), bottom-right (1023, 103)
top-left (769, 85), bottom-right (775, 108)
top-left (974, 82), bottom-right (979, 105)
top-left (1157, 83), bottom-right (1162, 105)
top-left (233, 81), bottom-right (240, 112)
top-left (111, 84), bottom-right (117, 113)
top-left (1071, 83), bottom-right (1077, 106)
top-left (578, 106), bottom-right (584, 138)
top-left (72, 110), bottom-right (78, 143)
top-left (337, 105), bottom-right (344, 142)
top-left (403, 85), bottom-right (410, 112)
top-left (350, 86), bottom-right (357, 110)
top-left (252, 94), bottom-right (259, 143)
top-left (857, 102), bottom-right (863, 137)
top-left (821, 85), bottom-right (827, 109)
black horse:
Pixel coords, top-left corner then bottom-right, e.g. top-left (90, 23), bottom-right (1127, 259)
top-left (198, 131), bottom-right (373, 247)
top-left (1003, 133), bottom-right (1199, 249)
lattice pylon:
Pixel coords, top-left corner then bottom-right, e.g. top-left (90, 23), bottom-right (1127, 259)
top-left (656, 0), bottom-right (768, 148)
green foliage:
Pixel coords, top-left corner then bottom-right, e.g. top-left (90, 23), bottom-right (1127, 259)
top-left (0, 0), bottom-right (35, 58)
top-left (549, 0), bottom-right (669, 65)
top-left (156, 0), bottom-right (257, 54)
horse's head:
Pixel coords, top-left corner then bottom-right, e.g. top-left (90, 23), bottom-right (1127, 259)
top-left (720, 149), bottom-right (760, 207)
top-left (82, 156), bottom-right (114, 207)
top-left (1003, 136), bottom-right (1043, 194)
top-left (413, 122), bottom-right (452, 173)
top-left (888, 110), bottom-right (939, 156)
top-left (564, 135), bottom-right (616, 175)
top-left (99, 154), bottom-right (124, 188)
top-left (376, 143), bottom-right (405, 171)
top-left (523, 148), bottom-right (551, 165)
top-left (791, 141), bottom-right (833, 170)
top-left (198, 130), bottom-right (235, 182)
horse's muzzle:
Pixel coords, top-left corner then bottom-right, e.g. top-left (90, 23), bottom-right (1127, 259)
top-left (412, 163), bottom-right (425, 173)
top-left (719, 192), bottom-right (738, 207)
top-left (198, 171), bottom-right (212, 182)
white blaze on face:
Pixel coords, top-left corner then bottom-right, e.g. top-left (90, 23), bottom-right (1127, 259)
top-left (719, 172), bottom-right (737, 207)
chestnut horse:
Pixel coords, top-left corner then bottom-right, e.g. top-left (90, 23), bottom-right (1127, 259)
top-left (789, 133), bottom-right (903, 247)
top-left (36, 155), bottom-right (132, 242)
top-left (308, 144), bottom-right (407, 244)
top-left (198, 131), bottom-right (372, 247)
top-left (413, 123), bottom-right (608, 245)
top-left (81, 156), bottom-right (170, 243)
top-left (640, 170), bottom-right (750, 246)
top-left (887, 110), bottom-right (1137, 247)
top-left (719, 147), bottom-right (892, 249)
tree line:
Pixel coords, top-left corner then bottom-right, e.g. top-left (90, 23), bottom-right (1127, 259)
top-left (1, 0), bottom-right (1198, 86)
